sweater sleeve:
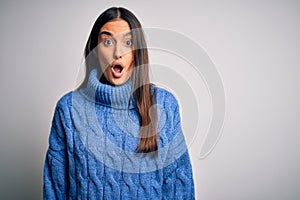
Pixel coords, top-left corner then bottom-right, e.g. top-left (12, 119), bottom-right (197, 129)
top-left (43, 99), bottom-right (70, 200)
top-left (162, 96), bottom-right (195, 200)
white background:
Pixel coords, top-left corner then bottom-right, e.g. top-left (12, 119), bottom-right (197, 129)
top-left (0, 1), bottom-right (299, 199)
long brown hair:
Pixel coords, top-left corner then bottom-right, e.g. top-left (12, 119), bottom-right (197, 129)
top-left (79, 7), bottom-right (157, 153)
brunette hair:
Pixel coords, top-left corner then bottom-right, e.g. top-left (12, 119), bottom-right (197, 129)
top-left (79, 7), bottom-right (157, 153)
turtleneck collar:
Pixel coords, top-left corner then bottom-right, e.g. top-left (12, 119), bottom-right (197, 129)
top-left (78, 69), bottom-right (136, 109)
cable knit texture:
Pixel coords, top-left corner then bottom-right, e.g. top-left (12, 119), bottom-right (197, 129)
top-left (43, 69), bottom-right (195, 199)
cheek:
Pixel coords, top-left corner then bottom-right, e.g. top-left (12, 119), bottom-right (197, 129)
top-left (124, 51), bottom-right (134, 67)
top-left (98, 47), bottom-right (113, 66)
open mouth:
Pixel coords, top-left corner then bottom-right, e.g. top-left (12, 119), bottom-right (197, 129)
top-left (111, 62), bottom-right (124, 78)
top-left (113, 64), bottom-right (123, 73)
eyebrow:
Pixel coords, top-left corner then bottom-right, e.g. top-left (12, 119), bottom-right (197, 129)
top-left (99, 31), bottom-right (132, 37)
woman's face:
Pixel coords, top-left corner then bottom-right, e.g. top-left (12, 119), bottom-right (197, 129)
top-left (97, 19), bottom-right (134, 85)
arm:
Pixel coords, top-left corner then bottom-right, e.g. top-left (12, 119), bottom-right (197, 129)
top-left (162, 151), bottom-right (195, 200)
top-left (162, 95), bottom-right (195, 200)
top-left (43, 100), bottom-right (69, 200)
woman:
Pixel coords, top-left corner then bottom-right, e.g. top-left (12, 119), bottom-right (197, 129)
top-left (44, 7), bottom-right (195, 199)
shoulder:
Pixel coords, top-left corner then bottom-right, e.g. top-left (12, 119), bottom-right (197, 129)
top-left (50, 91), bottom-right (74, 129)
top-left (151, 85), bottom-right (184, 146)
top-left (151, 84), bottom-right (180, 110)
top-left (55, 91), bottom-right (74, 111)
top-left (151, 85), bottom-right (182, 129)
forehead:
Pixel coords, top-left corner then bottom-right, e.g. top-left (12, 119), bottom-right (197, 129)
top-left (100, 19), bottom-right (131, 36)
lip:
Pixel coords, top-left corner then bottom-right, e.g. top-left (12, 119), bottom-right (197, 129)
top-left (111, 61), bottom-right (124, 78)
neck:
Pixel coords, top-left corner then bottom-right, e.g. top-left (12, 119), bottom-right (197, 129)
top-left (78, 69), bottom-right (136, 109)
top-left (99, 74), bottom-right (114, 86)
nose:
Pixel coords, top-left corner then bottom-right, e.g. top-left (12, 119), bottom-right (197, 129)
top-left (113, 42), bottom-right (123, 59)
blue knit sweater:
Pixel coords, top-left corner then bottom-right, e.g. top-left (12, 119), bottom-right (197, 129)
top-left (43, 69), bottom-right (195, 199)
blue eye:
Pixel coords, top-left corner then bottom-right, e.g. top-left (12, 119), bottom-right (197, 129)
top-left (103, 39), bottom-right (113, 46)
top-left (125, 40), bottom-right (133, 47)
